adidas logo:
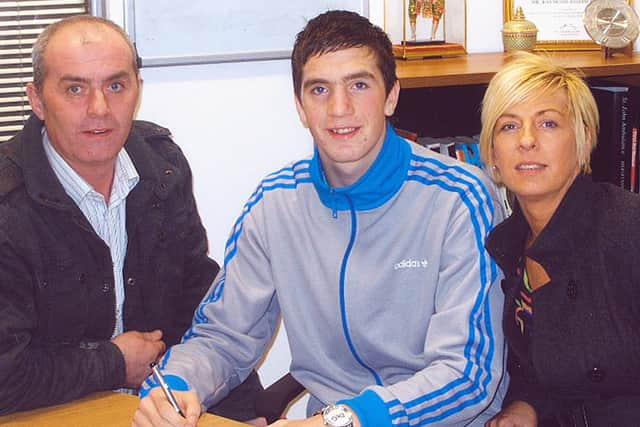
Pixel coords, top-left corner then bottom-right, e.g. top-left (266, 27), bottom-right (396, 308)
top-left (394, 258), bottom-right (428, 270)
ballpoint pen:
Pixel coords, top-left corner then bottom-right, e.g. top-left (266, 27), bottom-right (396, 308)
top-left (150, 362), bottom-right (186, 418)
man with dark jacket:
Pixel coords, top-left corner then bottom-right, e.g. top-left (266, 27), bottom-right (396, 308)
top-left (0, 15), bottom-right (262, 422)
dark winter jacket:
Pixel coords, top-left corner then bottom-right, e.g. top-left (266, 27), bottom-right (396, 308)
top-left (486, 175), bottom-right (640, 425)
top-left (0, 115), bottom-right (219, 414)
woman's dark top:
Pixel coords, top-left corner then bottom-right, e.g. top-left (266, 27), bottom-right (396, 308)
top-left (485, 175), bottom-right (640, 426)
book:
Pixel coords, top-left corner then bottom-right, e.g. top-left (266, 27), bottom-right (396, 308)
top-left (416, 135), bottom-right (444, 154)
top-left (454, 136), bottom-right (483, 169)
top-left (394, 127), bottom-right (419, 142)
top-left (440, 138), bottom-right (457, 157)
top-left (628, 86), bottom-right (640, 193)
top-left (631, 127), bottom-right (638, 193)
top-left (590, 86), bottom-right (633, 191)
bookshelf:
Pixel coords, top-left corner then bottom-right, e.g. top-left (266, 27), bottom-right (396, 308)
top-left (392, 51), bottom-right (640, 138)
top-left (396, 51), bottom-right (640, 88)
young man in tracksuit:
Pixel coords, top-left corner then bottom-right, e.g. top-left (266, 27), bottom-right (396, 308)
top-left (135, 10), bottom-right (507, 427)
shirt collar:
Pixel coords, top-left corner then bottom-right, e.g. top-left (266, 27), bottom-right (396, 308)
top-left (42, 128), bottom-right (139, 206)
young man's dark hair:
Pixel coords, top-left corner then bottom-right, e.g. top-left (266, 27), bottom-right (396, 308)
top-left (291, 10), bottom-right (397, 99)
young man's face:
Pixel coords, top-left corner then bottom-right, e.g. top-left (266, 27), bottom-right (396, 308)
top-left (295, 47), bottom-right (399, 187)
top-left (27, 23), bottom-right (141, 179)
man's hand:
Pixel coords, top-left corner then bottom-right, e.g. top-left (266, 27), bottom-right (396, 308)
top-left (485, 400), bottom-right (537, 427)
top-left (133, 387), bottom-right (201, 427)
top-left (111, 329), bottom-right (166, 388)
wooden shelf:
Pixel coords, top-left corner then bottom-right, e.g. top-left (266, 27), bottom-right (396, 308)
top-left (397, 51), bottom-right (640, 88)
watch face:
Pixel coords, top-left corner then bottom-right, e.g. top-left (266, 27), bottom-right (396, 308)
top-left (584, 0), bottom-right (640, 48)
top-left (323, 404), bottom-right (353, 427)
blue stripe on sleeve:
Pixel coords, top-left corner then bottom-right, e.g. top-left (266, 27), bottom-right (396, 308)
top-left (378, 155), bottom-right (497, 425)
top-left (178, 161), bottom-right (312, 341)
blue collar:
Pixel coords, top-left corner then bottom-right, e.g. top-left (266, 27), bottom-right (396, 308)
top-left (310, 122), bottom-right (411, 211)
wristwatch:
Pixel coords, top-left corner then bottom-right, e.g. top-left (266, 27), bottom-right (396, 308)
top-left (321, 404), bottom-right (354, 427)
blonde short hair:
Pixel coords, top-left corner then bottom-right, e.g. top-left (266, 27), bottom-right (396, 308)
top-left (479, 51), bottom-right (599, 183)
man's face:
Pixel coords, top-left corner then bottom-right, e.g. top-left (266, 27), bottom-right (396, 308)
top-left (295, 47), bottom-right (399, 187)
top-left (27, 24), bottom-right (140, 178)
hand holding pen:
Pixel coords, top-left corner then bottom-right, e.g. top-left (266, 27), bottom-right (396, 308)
top-left (133, 363), bottom-right (202, 427)
top-left (150, 362), bottom-right (186, 418)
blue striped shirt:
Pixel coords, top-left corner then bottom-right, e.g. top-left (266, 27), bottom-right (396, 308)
top-left (42, 130), bottom-right (139, 338)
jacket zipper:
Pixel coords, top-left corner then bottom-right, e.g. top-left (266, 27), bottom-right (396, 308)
top-left (337, 193), bottom-right (383, 386)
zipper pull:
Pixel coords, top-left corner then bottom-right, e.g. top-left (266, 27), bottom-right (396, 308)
top-left (330, 188), bottom-right (338, 218)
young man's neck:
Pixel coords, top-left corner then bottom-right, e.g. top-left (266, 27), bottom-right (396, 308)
top-left (323, 162), bottom-right (367, 188)
top-left (318, 133), bottom-right (386, 188)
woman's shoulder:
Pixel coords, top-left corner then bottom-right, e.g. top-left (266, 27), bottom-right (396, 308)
top-left (590, 180), bottom-right (640, 243)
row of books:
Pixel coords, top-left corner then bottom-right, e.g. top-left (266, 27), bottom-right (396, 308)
top-left (590, 84), bottom-right (640, 193)
top-left (396, 128), bottom-right (485, 170)
top-left (407, 133), bottom-right (511, 214)
top-left (416, 135), bottom-right (485, 170)
top-left (398, 82), bottom-right (640, 195)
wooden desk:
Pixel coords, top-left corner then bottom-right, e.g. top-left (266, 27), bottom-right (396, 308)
top-left (0, 392), bottom-right (248, 427)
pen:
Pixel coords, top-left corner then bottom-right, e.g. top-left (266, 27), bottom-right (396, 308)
top-left (150, 362), bottom-right (186, 418)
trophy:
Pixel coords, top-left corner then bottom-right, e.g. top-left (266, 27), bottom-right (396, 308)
top-left (385, 0), bottom-right (466, 59)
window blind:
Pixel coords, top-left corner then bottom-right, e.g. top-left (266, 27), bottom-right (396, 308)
top-left (0, 0), bottom-right (88, 143)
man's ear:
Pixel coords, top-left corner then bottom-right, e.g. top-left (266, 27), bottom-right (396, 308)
top-left (294, 95), bottom-right (309, 129)
top-left (26, 83), bottom-right (45, 120)
top-left (134, 77), bottom-right (144, 114)
top-left (384, 80), bottom-right (400, 117)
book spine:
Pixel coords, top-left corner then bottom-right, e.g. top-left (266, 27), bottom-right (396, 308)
top-left (630, 86), bottom-right (640, 193)
top-left (618, 93), bottom-right (630, 190)
top-left (590, 87), bottom-right (625, 188)
top-left (631, 127), bottom-right (638, 193)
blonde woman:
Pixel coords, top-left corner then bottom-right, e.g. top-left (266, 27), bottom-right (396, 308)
top-left (481, 51), bottom-right (640, 426)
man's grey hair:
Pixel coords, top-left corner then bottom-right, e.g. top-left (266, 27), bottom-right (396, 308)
top-left (32, 15), bottom-right (139, 90)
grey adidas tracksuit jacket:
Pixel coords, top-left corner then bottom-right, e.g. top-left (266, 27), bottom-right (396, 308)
top-left (142, 124), bottom-right (508, 426)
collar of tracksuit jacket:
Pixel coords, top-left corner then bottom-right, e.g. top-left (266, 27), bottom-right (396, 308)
top-left (309, 122), bottom-right (411, 213)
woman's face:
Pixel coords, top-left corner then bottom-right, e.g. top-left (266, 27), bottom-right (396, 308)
top-left (492, 89), bottom-right (582, 208)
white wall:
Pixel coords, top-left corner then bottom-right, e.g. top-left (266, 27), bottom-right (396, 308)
top-left (106, 0), bottom-right (510, 258)
top-left (105, 0), bottom-right (639, 418)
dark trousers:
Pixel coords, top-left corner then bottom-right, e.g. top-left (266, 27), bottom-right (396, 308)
top-left (207, 370), bottom-right (264, 422)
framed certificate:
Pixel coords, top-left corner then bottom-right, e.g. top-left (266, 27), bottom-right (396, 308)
top-left (504, 0), bottom-right (599, 50)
